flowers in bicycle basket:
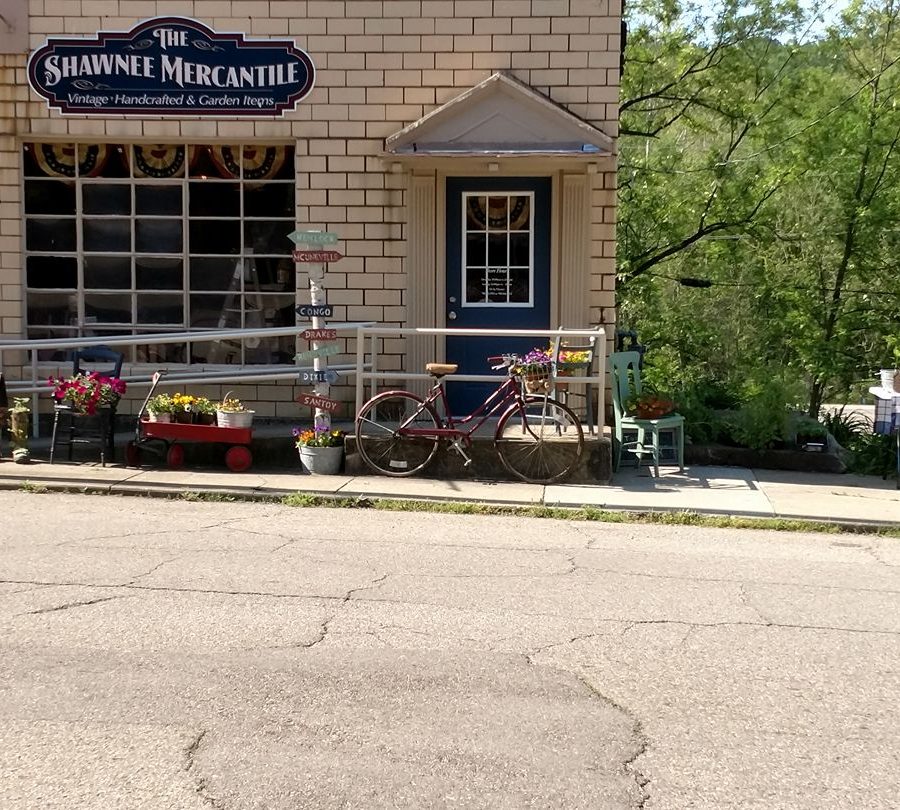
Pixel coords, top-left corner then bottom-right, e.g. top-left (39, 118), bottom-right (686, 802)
top-left (514, 348), bottom-right (553, 375)
top-left (293, 426), bottom-right (346, 448)
top-left (49, 372), bottom-right (126, 415)
top-left (513, 348), bottom-right (553, 394)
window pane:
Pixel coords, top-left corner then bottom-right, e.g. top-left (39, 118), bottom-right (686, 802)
top-left (509, 232), bottom-right (530, 266)
top-left (27, 256), bottom-right (77, 289)
top-left (84, 255), bottom-right (131, 289)
top-left (83, 184), bottom-right (131, 215)
top-left (487, 234), bottom-right (507, 266)
top-left (465, 234), bottom-right (485, 267)
top-left (137, 294), bottom-right (184, 325)
top-left (26, 293), bottom-right (76, 326)
top-left (190, 294), bottom-right (231, 329)
top-left (136, 185), bottom-right (182, 215)
top-left (136, 219), bottom-right (183, 253)
top-left (190, 219), bottom-right (240, 254)
top-left (244, 182), bottom-right (293, 217)
top-left (190, 257), bottom-right (242, 291)
top-left (27, 328), bottom-right (79, 361)
top-left (131, 145), bottom-right (188, 179)
top-left (96, 146), bottom-right (129, 178)
top-left (84, 218), bottom-right (130, 252)
top-left (487, 196), bottom-right (508, 230)
top-left (26, 218), bottom-right (76, 252)
top-left (136, 338), bottom-right (186, 365)
top-left (510, 195), bottom-right (530, 230)
top-left (85, 293), bottom-right (131, 323)
top-left (466, 196), bottom-right (487, 231)
top-left (137, 257), bottom-right (183, 290)
top-left (24, 180), bottom-right (75, 215)
top-left (244, 220), bottom-right (292, 255)
top-left (189, 181), bottom-right (240, 216)
top-left (486, 268), bottom-right (509, 303)
top-left (252, 256), bottom-right (295, 291)
top-left (510, 268), bottom-right (529, 303)
top-left (466, 268), bottom-right (486, 303)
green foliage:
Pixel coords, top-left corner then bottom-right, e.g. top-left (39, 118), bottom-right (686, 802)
top-left (619, 0), bottom-right (900, 414)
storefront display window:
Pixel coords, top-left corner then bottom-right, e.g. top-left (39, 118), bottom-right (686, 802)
top-left (22, 142), bottom-right (296, 364)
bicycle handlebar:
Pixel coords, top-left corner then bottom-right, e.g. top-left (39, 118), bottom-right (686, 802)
top-left (487, 354), bottom-right (519, 371)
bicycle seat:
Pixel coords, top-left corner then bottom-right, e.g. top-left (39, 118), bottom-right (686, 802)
top-left (426, 363), bottom-right (458, 377)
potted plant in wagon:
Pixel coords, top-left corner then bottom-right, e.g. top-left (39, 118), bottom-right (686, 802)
top-left (294, 426), bottom-right (346, 475)
top-left (146, 393), bottom-right (174, 423)
top-left (217, 393), bottom-right (254, 428)
top-left (193, 396), bottom-right (217, 425)
top-left (170, 393), bottom-right (198, 424)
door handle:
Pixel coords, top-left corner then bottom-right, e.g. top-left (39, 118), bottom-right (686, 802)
top-left (448, 311), bottom-right (457, 320)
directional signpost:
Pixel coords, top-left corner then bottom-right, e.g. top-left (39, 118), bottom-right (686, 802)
top-left (290, 230), bottom-right (342, 430)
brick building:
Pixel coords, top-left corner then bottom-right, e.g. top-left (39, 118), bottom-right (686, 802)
top-left (0, 0), bottom-right (619, 419)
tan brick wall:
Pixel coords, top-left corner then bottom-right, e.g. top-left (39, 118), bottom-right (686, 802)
top-left (2, 0), bottom-right (620, 414)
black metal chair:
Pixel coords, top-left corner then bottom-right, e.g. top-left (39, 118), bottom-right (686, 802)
top-left (50, 346), bottom-right (124, 466)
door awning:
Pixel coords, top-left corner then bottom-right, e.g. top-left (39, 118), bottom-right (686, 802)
top-left (384, 72), bottom-right (614, 158)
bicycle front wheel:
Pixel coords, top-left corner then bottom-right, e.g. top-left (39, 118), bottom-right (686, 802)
top-left (355, 391), bottom-right (441, 476)
top-left (494, 396), bottom-right (584, 483)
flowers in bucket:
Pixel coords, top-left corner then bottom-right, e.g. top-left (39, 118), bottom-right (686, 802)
top-left (625, 393), bottom-right (676, 419)
top-left (49, 372), bottom-right (126, 415)
top-left (217, 393), bottom-right (254, 428)
top-left (146, 393), bottom-right (174, 420)
top-left (293, 426), bottom-right (346, 448)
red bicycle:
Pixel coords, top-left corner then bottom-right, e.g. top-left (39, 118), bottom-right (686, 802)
top-left (354, 355), bottom-right (584, 483)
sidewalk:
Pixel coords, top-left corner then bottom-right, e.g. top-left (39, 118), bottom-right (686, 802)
top-left (1, 456), bottom-right (898, 529)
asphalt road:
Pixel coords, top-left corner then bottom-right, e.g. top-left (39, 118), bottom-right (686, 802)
top-left (1, 491), bottom-right (898, 809)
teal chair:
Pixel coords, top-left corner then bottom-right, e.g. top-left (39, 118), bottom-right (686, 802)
top-left (609, 351), bottom-right (685, 476)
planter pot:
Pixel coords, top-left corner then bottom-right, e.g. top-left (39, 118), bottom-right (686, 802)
top-left (298, 445), bottom-right (344, 475)
top-left (173, 411), bottom-right (192, 424)
top-left (195, 413), bottom-right (216, 425)
top-left (880, 368), bottom-right (900, 392)
top-left (148, 412), bottom-right (172, 423)
top-left (217, 410), bottom-right (254, 429)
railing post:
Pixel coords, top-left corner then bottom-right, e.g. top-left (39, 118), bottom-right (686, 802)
top-left (31, 348), bottom-right (39, 438)
top-left (355, 325), bottom-right (366, 417)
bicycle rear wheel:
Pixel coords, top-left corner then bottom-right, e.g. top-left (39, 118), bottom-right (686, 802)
top-left (355, 391), bottom-right (441, 476)
top-left (494, 396), bottom-right (584, 483)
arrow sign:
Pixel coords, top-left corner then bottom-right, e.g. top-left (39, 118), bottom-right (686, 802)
top-left (297, 393), bottom-right (341, 412)
top-left (296, 304), bottom-right (333, 318)
top-left (302, 328), bottom-right (337, 341)
top-left (300, 370), bottom-right (340, 384)
top-left (288, 230), bottom-right (338, 245)
top-left (293, 249), bottom-right (343, 263)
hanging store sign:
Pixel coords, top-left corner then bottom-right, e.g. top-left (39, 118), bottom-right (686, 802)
top-left (27, 16), bottom-right (315, 117)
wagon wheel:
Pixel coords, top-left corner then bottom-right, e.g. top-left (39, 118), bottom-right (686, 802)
top-left (166, 443), bottom-right (185, 470)
top-left (225, 445), bottom-right (252, 472)
top-left (125, 441), bottom-right (142, 468)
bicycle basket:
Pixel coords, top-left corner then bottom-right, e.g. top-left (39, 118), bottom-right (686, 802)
top-left (519, 364), bottom-right (552, 395)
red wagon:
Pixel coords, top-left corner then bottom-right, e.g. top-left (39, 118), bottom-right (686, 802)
top-left (125, 371), bottom-right (254, 472)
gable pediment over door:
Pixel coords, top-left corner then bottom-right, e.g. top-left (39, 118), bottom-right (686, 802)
top-left (385, 72), bottom-right (613, 158)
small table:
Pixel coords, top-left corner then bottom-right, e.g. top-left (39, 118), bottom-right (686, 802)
top-left (869, 386), bottom-right (900, 488)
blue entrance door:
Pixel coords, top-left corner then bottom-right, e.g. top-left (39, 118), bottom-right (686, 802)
top-left (445, 177), bottom-right (551, 414)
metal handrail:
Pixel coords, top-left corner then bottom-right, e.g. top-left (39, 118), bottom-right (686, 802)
top-left (0, 322), bottom-right (375, 437)
top-left (354, 326), bottom-right (607, 435)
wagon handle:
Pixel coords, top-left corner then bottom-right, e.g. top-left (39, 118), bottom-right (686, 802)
top-left (135, 371), bottom-right (166, 440)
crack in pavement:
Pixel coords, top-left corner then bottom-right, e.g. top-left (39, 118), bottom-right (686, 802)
top-left (4, 577), bottom-right (900, 638)
top-left (128, 555), bottom-right (183, 585)
top-left (183, 730), bottom-right (225, 809)
top-left (19, 594), bottom-right (127, 616)
top-left (739, 583), bottom-right (773, 626)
